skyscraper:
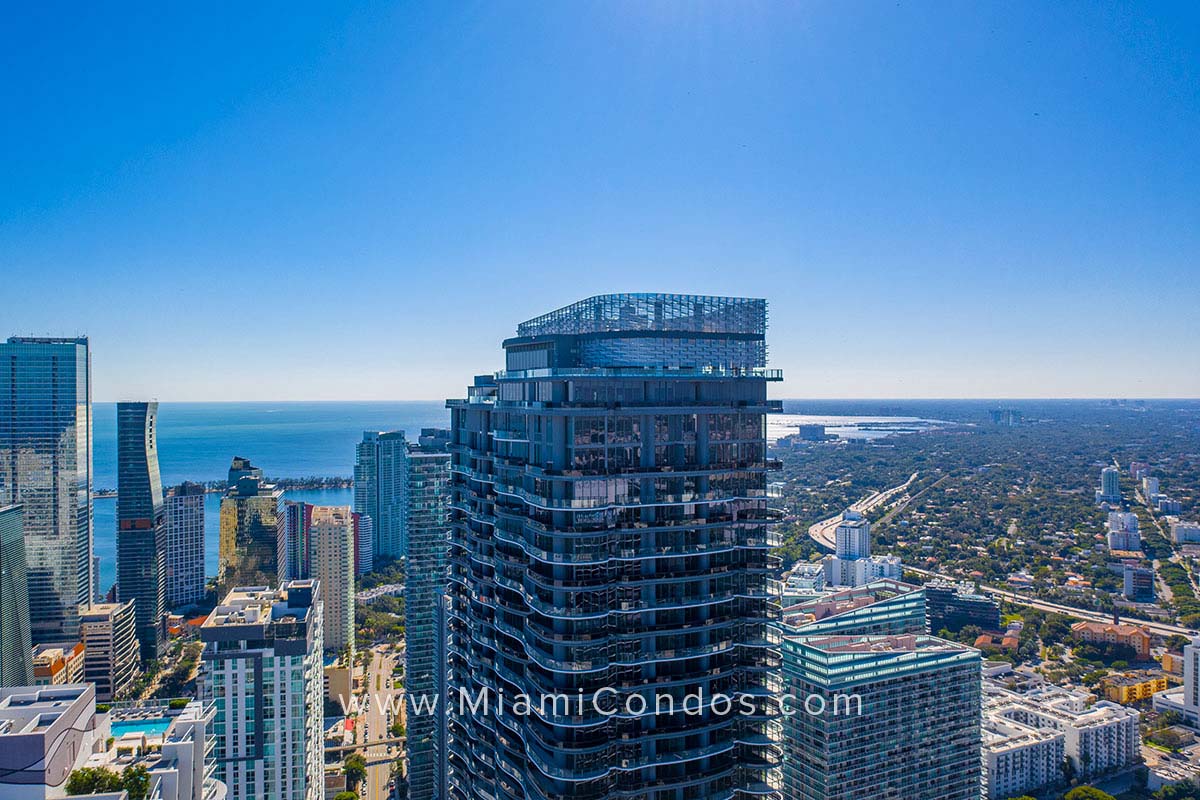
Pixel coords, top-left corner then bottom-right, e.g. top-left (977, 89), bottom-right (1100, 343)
top-left (116, 401), bottom-right (167, 661)
top-left (354, 430), bottom-right (406, 560)
top-left (199, 581), bottom-right (324, 800)
top-left (403, 428), bottom-right (451, 800)
top-left (309, 505), bottom-right (355, 655)
top-left (165, 481), bottom-right (207, 609)
top-left (0, 505), bottom-right (34, 686)
top-left (781, 634), bottom-right (982, 800)
top-left (1097, 465), bottom-right (1122, 503)
top-left (445, 294), bottom-right (781, 800)
top-left (80, 600), bottom-right (140, 701)
top-left (217, 457), bottom-right (284, 595)
top-left (352, 511), bottom-right (373, 576)
top-left (283, 500), bottom-right (312, 581)
top-left (0, 336), bottom-right (93, 644)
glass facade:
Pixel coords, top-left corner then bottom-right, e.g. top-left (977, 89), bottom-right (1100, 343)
top-left (116, 401), bottom-right (167, 660)
top-left (165, 481), bottom-right (207, 609)
top-left (0, 336), bottom-right (93, 644)
top-left (355, 430), bottom-right (407, 559)
top-left (0, 504), bottom-right (34, 686)
top-left (404, 428), bottom-right (452, 800)
top-left (217, 458), bottom-right (284, 595)
top-left (446, 294), bottom-right (782, 800)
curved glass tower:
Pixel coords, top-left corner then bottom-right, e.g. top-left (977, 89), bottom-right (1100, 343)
top-left (445, 294), bottom-right (782, 800)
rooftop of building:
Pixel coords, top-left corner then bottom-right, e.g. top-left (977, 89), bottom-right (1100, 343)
top-left (800, 633), bottom-right (972, 655)
top-left (0, 684), bottom-right (93, 736)
top-left (204, 581), bottom-right (317, 629)
top-left (81, 602), bottom-right (132, 619)
top-left (514, 293), bottom-right (768, 338)
top-left (1071, 620), bottom-right (1150, 637)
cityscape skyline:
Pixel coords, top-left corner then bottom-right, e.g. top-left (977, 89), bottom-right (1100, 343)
top-left (3, 4), bottom-right (1198, 401)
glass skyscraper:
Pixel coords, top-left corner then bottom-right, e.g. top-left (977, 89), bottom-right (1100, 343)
top-left (0, 504), bottom-right (34, 686)
top-left (403, 428), bottom-right (452, 800)
top-left (445, 294), bottom-right (783, 800)
top-left (0, 336), bottom-right (93, 644)
top-left (218, 457), bottom-right (284, 595)
top-left (116, 401), bottom-right (167, 661)
top-left (354, 430), bottom-right (407, 559)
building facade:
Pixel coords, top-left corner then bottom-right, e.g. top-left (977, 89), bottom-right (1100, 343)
top-left (0, 336), bottom-right (93, 644)
top-left (199, 581), bottom-right (324, 800)
top-left (0, 684), bottom-right (101, 799)
top-left (1097, 465), bottom-right (1121, 503)
top-left (79, 600), bottom-right (140, 701)
top-left (445, 294), bottom-right (782, 800)
top-left (308, 506), bottom-right (355, 655)
top-left (354, 430), bottom-right (407, 560)
top-left (781, 634), bottom-right (982, 800)
top-left (166, 482), bottom-right (207, 609)
top-left (403, 428), bottom-right (452, 800)
top-left (217, 458), bottom-right (284, 595)
top-left (0, 505), bottom-right (33, 686)
top-left (925, 579), bottom-right (1001, 634)
top-left (30, 642), bottom-right (84, 686)
top-left (117, 401), bottom-right (168, 661)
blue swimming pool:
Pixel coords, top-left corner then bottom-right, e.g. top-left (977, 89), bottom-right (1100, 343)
top-left (110, 716), bottom-right (173, 737)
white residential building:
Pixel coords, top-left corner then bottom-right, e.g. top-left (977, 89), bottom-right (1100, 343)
top-left (1154, 636), bottom-right (1200, 727)
top-left (1097, 466), bottom-right (1122, 503)
top-left (198, 581), bottom-right (324, 800)
top-left (1107, 512), bottom-right (1141, 551)
top-left (1170, 518), bottom-right (1200, 545)
top-left (1143, 476), bottom-right (1161, 500)
top-left (165, 482), bottom-right (207, 609)
top-left (983, 714), bottom-right (1065, 800)
top-left (834, 511), bottom-right (871, 560)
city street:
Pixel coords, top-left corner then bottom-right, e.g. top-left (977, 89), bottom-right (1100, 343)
top-left (362, 646), bottom-right (401, 800)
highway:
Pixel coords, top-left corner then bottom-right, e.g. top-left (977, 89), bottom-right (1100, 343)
top-left (807, 472), bottom-right (919, 549)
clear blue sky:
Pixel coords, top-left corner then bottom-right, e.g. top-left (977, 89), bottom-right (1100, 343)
top-left (2, 2), bottom-right (1197, 400)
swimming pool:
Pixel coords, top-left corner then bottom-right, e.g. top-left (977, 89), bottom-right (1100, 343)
top-left (110, 716), bottom-right (173, 738)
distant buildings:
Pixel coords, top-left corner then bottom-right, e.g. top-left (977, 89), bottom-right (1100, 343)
top-left (990, 408), bottom-right (1023, 426)
top-left (352, 511), bottom-right (372, 576)
top-left (782, 634), bottom-right (982, 800)
top-left (0, 336), bottom-right (94, 645)
top-left (984, 682), bottom-right (1140, 796)
top-left (1096, 465), bottom-right (1121, 504)
top-left (116, 401), bottom-right (168, 661)
top-left (1143, 476), bottom-right (1161, 499)
top-left (1106, 511), bottom-right (1141, 552)
top-left (1071, 620), bottom-right (1151, 660)
top-left (0, 505), bottom-right (33, 686)
top-left (199, 581), bottom-right (324, 800)
top-left (402, 428), bottom-right (451, 800)
top-left (308, 506), bottom-right (355, 655)
top-left (354, 430), bottom-right (407, 560)
top-left (217, 458), bottom-right (284, 594)
top-left (30, 642), bottom-right (84, 686)
top-left (1170, 518), bottom-right (1200, 544)
top-left (1123, 564), bottom-right (1155, 602)
top-left (79, 600), bottom-right (140, 701)
top-left (823, 509), bottom-right (903, 586)
top-left (925, 579), bottom-right (1001, 634)
top-left (165, 482), bottom-right (207, 609)
top-left (1158, 497), bottom-right (1183, 515)
top-left (796, 423), bottom-right (827, 440)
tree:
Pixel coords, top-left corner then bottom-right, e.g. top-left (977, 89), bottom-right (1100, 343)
top-left (122, 765), bottom-right (151, 800)
top-left (343, 753), bottom-right (368, 789)
top-left (1063, 788), bottom-right (1116, 800)
top-left (333, 793), bottom-right (359, 800)
top-left (66, 767), bottom-right (123, 795)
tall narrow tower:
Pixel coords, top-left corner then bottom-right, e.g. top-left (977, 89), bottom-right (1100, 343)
top-left (117, 401), bottom-right (167, 660)
top-left (445, 294), bottom-right (782, 800)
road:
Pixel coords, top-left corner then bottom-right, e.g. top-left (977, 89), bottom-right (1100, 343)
top-left (363, 647), bottom-right (401, 800)
top-left (808, 472), bottom-right (919, 549)
top-left (904, 565), bottom-right (1198, 638)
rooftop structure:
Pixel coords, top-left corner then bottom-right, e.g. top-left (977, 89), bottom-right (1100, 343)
top-left (0, 684), bottom-right (100, 798)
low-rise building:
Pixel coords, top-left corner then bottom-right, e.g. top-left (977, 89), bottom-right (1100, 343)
top-left (1123, 565), bottom-right (1156, 602)
top-left (1170, 518), bottom-right (1200, 545)
top-left (30, 642), bottom-right (85, 686)
top-left (1071, 620), bottom-right (1152, 660)
top-left (1104, 672), bottom-right (1169, 704)
top-left (1163, 651), bottom-right (1185, 675)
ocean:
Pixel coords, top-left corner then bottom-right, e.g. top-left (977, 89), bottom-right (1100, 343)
top-left (88, 400), bottom-right (944, 593)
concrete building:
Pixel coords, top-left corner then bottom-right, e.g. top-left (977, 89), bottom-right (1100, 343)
top-left (1123, 564), bottom-right (1156, 601)
top-left (982, 710), bottom-right (1065, 800)
top-left (1071, 621), bottom-right (1152, 659)
top-left (1107, 511), bottom-right (1141, 552)
top-left (1169, 518), bottom-right (1200, 545)
top-left (165, 482), bottom-right (207, 609)
top-left (776, 562), bottom-right (827, 606)
top-left (834, 510), bottom-right (871, 559)
top-left (1104, 672), bottom-right (1168, 704)
top-left (117, 401), bottom-right (168, 661)
top-left (1143, 476), bottom-right (1161, 498)
top-left (0, 684), bottom-right (102, 798)
top-left (1097, 465), bottom-right (1122, 504)
top-left (1130, 461), bottom-right (1150, 480)
top-left (782, 634), bottom-right (982, 800)
top-left (30, 642), bottom-right (85, 686)
top-left (80, 601), bottom-right (140, 701)
top-left (308, 506), bottom-right (355, 656)
top-left (0, 505), bottom-right (33, 686)
top-left (354, 430), bottom-right (407, 560)
top-left (0, 337), bottom-right (94, 645)
top-left (1154, 636), bottom-right (1200, 727)
top-left (445, 294), bottom-right (781, 799)
top-left (198, 581), bottom-right (324, 800)
top-left (823, 508), bottom-right (903, 587)
top-left (217, 458), bottom-right (284, 595)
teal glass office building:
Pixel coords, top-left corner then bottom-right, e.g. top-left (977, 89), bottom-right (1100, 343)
top-left (445, 294), bottom-right (783, 800)
top-left (0, 504), bottom-right (34, 686)
top-left (116, 401), bottom-right (167, 661)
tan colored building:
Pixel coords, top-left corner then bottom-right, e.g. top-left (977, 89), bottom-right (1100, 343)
top-left (1071, 621), bottom-right (1152, 660)
top-left (31, 642), bottom-right (85, 686)
top-left (80, 601), bottom-right (141, 701)
top-left (309, 506), bottom-right (356, 655)
top-left (1163, 651), bottom-right (1185, 675)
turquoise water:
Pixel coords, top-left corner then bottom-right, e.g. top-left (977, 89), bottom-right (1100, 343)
top-left (91, 401), bottom-right (448, 594)
top-left (110, 717), bottom-right (173, 737)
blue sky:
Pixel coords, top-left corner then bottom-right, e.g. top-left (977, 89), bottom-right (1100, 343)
top-left (2, 2), bottom-right (1197, 400)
